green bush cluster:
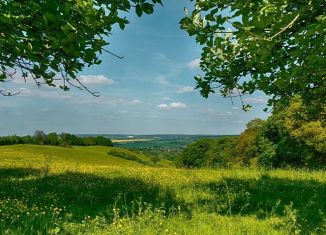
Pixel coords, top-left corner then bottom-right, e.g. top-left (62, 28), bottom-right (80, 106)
top-left (0, 131), bottom-right (113, 147)
top-left (177, 136), bottom-right (238, 168)
top-left (108, 149), bottom-right (138, 161)
top-left (178, 98), bottom-right (325, 169)
top-left (107, 149), bottom-right (156, 166)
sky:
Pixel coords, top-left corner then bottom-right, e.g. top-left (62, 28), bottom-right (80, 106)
top-left (0, 1), bottom-right (270, 136)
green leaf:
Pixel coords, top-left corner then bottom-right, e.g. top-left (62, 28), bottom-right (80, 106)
top-left (142, 3), bottom-right (154, 15)
top-left (0, 14), bottom-right (12, 24)
top-left (43, 13), bottom-right (57, 24)
top-left (136, 5), bottom-right (143, 17)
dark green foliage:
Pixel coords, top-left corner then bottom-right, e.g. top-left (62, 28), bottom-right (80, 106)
top-left (207, 137), bottom-right (238, 167)
top-left (178, 112), bottom-right (324, 169)
top-left (108, 149), bottom-right (138, 161)
top-left (107, 149), bottom-right (155, 166)
top-left (33, 130), bottom-right (47, 145)
top-left (177, 137), bottom-right (238, 168)
top-left (178, 139), bottom-right (212, 168)
top-left (46, 132), bottom-right (59, 146)
top-left (235, 104), bottom-right (325, 168)
top-left (0, 135), bottom-right (23, 145)
top-left (0, 132), bottom-right (113, 147)
top-left (150, 155), bottom-right (161, 166)
top-left (235, 119), bottom-right (264, 166)
top-left (258, 114), bottom-right (325, 169)
top-left (94, 136), bottom-right (112, 146)
top-left (60, 133), bottom-right (82, 146)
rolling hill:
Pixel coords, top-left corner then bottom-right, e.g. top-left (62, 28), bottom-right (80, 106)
top-left (0, 145), bottom-right (171, 171)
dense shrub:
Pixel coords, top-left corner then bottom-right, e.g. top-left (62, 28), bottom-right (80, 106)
top-left (107, 149), bottom-right (155, 166)
top-left (108, 149), bottom-right (138, 161)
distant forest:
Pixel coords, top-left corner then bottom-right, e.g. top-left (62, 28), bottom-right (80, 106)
top-left (0, 131), bottom-right (113, 147)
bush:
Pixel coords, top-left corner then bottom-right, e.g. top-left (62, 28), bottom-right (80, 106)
top-left (108, 150), bottom-right (138, 161)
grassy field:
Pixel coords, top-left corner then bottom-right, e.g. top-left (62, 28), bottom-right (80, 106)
top-left (111, 139), bottom-right (154, 143)
top-left (0, 145), bottom-right (325, 234)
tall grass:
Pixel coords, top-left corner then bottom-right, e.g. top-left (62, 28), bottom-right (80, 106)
top-left (0, 145), bottom-right (325, 234)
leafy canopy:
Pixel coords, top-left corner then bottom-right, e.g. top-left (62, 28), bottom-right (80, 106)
top-left (0, 0), bottom-right (162, 95)
top-left (181, 0), bottom-right (326, 112)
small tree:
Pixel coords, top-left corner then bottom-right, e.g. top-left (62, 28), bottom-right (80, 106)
top-left (151, 155), bottom-right (161, 166)
top-left (177, 139), bottom-right (212, 168)
top-left (236, 119), bottom-right (264, 166)
top-left (34, 130), bottom-right (46, 145)
top-left (47, 132), bottom-right (59, 146)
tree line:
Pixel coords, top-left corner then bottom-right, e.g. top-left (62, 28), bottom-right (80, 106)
top-left (0, 131), bottom-right (113, 147)
top-left (178, 96), bottom-right (326, 169)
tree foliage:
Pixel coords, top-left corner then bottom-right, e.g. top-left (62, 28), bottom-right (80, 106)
top-left (283, 96), bottom-right (326, 153)
top-left (0, 132), bottom-right (113, 147)
top-left (0, 0), bottom-right (162, 95)
top-left (181, 0), bottom-right (326, 112)
top-left (178, 102), bottom-right (325, 169)
top-left (260, 96), bottom-right (326, 167)
top-left (177, 137), bottom-right (237, 168)
top-left (177, 138), bottom-right (211, 168)
top-left (239, 98), bottom-right (326, 168)
top-left (235, 119), bottom-right (263, 166)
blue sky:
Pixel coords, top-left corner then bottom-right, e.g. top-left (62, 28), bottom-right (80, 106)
top-left (0, 1), bottom-right (270, 136)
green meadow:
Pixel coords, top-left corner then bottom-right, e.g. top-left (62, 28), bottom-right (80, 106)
top-left (0, 145), bottom-right (325, 234)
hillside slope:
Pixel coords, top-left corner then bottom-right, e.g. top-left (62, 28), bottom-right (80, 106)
top-left (0, 145), bottom-right (325, 234)
top-left (0, 145), bottom-right (151, 170)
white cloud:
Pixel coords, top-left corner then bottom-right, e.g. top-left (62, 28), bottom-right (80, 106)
top-left (131, 99), bottom-right (142, 105)
top-left (75, 96), bottom-right (140, 106)
top-left (177, 86), bottom-right (194, 93)
top-left (243, 96), bottom-right (268, 104)
top-left (156, 75), bottom-right (180, 88)
top-left (156, 75), bottom-right (173, 87)
top-left (78, 75), bottom-right (114, 85)
top-left (163, 96), bottom-right (170, 101)
top-left (157, 102), bottom-right (187, 110)
top-left (170, 102), bottom-right (187, 109)
top-left (157, 104), bottom-right (169, 109)
top-left (188, 59), bottom-right (200, 69)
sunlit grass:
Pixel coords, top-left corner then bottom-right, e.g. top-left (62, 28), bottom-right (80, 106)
top-left (0, 145), bottom-right (325, 234)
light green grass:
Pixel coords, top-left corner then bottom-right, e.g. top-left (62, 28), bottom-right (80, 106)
top-left (0, 145), bottom-right (325, 234)
top-left (0, 145), bottom-right (171, 170)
